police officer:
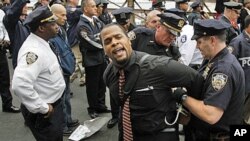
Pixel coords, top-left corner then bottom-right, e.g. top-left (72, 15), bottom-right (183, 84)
top-left (188, 1), bottom-right (208, 25)
top-left (111, 7), bottom-right (136, 32)
top-left (0, 8), bottom-right (20, 113)
top-left (229, 15), bottom-right (250, 125)
top-left (129, 13), bottom-right (184, 61)
top-left (173, 19), bottom-right (245, 141)
top-left (151, 0), bottom-right (166, 12)
top-left (101, 23), bottom-right (204, 141)
top-left (76, 0), bottom-right (109, 119)
top-left (98, 0), bottom-right (112, 25)
top-left (175, 0), bottom-right (189, 22)
top-left (166, 8), bottom-right (203, 68)
top-left (12, 6), bottom-right (65, 141)
top-left (221, 1), bottom-right (242, 45)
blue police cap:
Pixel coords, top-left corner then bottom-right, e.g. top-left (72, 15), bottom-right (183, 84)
top-left (112, 7), bottom-right (133, 25)
top-left (190, 1), bottom-right (201, 9)
top-left (175, 0), bottom-right (189, 4)
top-left (191, 19), bottom-right (231, 40)
top-left (164, 8), bottom-right (185, 18)
top-left (224, 1), bottom-right (242, 10)
top-left (157, 13), bottom-right (186, 36)
top-left (24, 5), bottom-right (57, 26)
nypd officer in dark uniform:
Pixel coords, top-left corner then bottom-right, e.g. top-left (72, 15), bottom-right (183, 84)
top-left (111, 7), bottom-right (136, 32)
top-left (174, 19), bottom-right (245, 141)
top-left (175, 0), bottom-right (189, 22)
top-left (101, 23), bottom-right (204, 141)
top-left (151, 0), bottom-right (166, 12)
top-left (220, 1), bottom-right (242, 45)
top-left (188, 1), bottom-right (203, 25)
top-left (229, 15), bottom-right (250, 125)
top-left (129, 13), bottom-right (185, 61)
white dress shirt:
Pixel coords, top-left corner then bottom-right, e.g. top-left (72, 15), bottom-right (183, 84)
top-left (12, 33), bottom-right (66, 114)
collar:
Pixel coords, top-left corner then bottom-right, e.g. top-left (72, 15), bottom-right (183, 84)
top-left (82, 14), bottom-right (93, 23)
top-left (209, 47), bottom-right (229, 63)
top-left (112, 51), bottom-right (137, 75)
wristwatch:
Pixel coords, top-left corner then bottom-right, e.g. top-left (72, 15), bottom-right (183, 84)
top-left (181, 94), bottom-right (188, 103)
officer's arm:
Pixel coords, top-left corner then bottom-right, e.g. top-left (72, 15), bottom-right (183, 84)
top-left (78, 26), bottom-right (103, 51)
top-left (182, 97), bottom-right (224, 125)
top-left (3, 0), bottom-right (29, 29)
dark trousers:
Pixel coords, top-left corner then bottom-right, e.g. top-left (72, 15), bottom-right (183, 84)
top-left (0, 50), bottom-right (13, 108)
top-left (128, 131), bottom-right (179, 141)
top-left (85, 63), bottom-right (107, 113)
top-left (110, 92), bottom-right (119, 119)
top-left (21, 100), bottom-right (64, 141)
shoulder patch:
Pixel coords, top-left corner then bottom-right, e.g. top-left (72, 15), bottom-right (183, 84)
top-left (127, 31), bottom-right (136, 40)
top-left (227, 46), bottom-right (234, 53)
top-left (26, 52), bottom-right (38, 65)
top-left (80, 30), bottom-right (88, 39)
top-left (211, 73), bottom-right (228, 91)
top-left (181, 35), bottom-right (187, 43)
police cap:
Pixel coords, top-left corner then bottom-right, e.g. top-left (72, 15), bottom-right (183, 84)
top-left (190, 1), bottom-right (201, 9)
top-left (164, 8), bottom-right (186, 18)
top-left (224, 1), bottom-right (242, 10)
top-left (191, 19), bottom-right (231, 40)
top-left (112, 7), bottom-right (133, 25)
top-left (157, 13), bottom-right (186, 36)
top-left (175, 0), bottom-right (189, 4)
top-left (95, 0), bottom-right (103, 6)
top-left (24, 5), bottom-right (57, 26)
top-left (152, 0), bottom-right (166, 10)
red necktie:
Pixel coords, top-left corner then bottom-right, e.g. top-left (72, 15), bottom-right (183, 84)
top-left (119, 70), bottom-right (133, 141)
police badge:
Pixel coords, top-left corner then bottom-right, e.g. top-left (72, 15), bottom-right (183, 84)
top-left (127, 31), bottom-right (136, 40)
top-left (212, 73), bottom-right (228, 91)
top-left (26, 52), bottom-right (38, 65)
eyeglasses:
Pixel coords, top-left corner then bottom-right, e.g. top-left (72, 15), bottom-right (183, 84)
top-left (165, 28), bottom-right (176, 39)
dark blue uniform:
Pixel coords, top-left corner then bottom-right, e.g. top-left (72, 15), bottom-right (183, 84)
top-left (76, 15), bottom-right (108, 116)
top-left (3, 0), bottom-right (30, 68)
top-left (104, 51), bottom-right (204, 141)
top-left (220, 15), bottom-right (239, 45)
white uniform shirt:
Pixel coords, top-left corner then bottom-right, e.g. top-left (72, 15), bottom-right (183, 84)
top-left (177, 24), bottom-right (203, 66)
top-left (0, 9), bottom-right (9, 41)
top-left (12, 33), bottom-right (66, 114)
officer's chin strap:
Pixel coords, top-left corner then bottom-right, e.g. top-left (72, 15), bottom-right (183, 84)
top-left (164, 103), bottom-right (183, 126)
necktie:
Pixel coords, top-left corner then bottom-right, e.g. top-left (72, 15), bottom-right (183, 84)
top-left (119, 70), bottom-right (133, 141)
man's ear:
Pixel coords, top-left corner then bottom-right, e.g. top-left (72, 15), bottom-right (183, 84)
top-left (38, 24), bottom-right (45, 32)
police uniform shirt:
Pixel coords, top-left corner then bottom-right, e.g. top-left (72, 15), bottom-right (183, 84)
top-left (177, 24), bottom-right (203, 66)
top-left (104, 51), bottom-right (204, 136)
top-left (196, 48), bottom-right (245, 131)
top-left (12, 33), bottom-right (66, 114)
top-left (229, 30), bottom-right (250, 94)
top-left (188, 12), bottom-right (202, 26)
top-left (0, 9), bottom-right (9, 41)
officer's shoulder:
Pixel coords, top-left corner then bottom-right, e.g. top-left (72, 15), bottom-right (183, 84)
top-left (132, 27), bottom-right (154, 36)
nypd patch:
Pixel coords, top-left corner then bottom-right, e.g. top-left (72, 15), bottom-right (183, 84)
top-left (181, 35), bottom-right (187, 43)
top-left (26, 52), bottom-right (38, 65)
top-left (211, 73), bottom-right (228, 91)
top-left (127, 31), bottom-right (136, 40)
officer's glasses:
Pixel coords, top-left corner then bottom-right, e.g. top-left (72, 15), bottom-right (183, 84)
top-left (165, 28), bottom-right (176, 39)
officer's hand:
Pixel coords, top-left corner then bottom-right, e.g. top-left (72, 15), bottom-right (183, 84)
top-left (44, 104), bottom-right (54, 118)
top-left (172, 88), bottom-right (187, 103)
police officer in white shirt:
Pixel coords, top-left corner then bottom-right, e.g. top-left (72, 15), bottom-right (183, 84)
top-left (12, 6), bottom-right (65, 141)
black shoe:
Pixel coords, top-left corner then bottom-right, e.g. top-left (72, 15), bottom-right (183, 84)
top-left (88, 112), bottom-right (98, 119)
top-left (63, 129), bottom-right (73, 136)
top-left (96, 108), bottom-right (111, 114)
top-left (68, 119), bottom-right (80, 128)
top-left (2, 106), bottom-right (21, 113)
top-left (107, 118), bottom-right (118, 129)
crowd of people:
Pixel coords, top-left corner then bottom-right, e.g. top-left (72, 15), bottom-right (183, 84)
top-left (0, 0), bottom-right (250, 141)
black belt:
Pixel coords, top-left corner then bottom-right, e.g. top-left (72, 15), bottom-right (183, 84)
top-left (51, 98), bottom-right (61, 107)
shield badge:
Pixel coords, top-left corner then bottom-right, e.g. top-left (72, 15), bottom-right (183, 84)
top-left (26, 52), bottom-right (38, 65)
top-left (211, 73), bottom-right (228, 91)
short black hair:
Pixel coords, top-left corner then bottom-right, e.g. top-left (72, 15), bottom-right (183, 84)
top-left (245, 15), bottom-right (250, 29)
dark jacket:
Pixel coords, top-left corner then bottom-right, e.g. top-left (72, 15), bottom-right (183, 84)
top-left (3, 0), bottom-right (30, 68)
top-left (104, 51), bottom-right (204, 139)
top-left (76, 15), bottom-right (105, 67)
top-left (220, 15), bottom-right (239, 45)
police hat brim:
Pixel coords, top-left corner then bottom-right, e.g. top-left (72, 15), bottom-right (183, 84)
top-left (191, 34), bottom-right (200, 40)
top-left (169, 29), bottom-right (180, 37)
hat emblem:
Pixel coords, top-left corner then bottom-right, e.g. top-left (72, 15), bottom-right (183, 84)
top-left (203, 32), bottom-right (207, 35)
top-left (178, 20), bottom-right (185, 28)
